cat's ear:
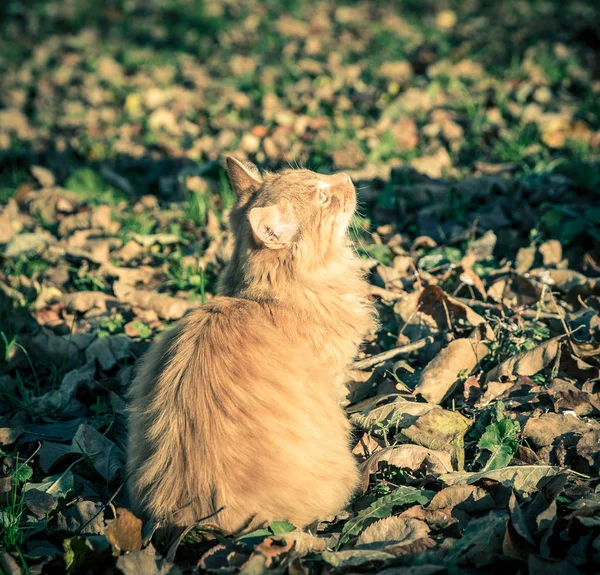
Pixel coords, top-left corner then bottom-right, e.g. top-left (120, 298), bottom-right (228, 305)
top-left (248, 203), bottom-right (298, 249)
top-left (225, 156), bottom-right (262, 203)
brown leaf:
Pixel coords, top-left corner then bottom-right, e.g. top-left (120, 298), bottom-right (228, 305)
top-left (0, 427), bottom-right (24, 446)
top-left (402, 408), bottom-right (471, 470)
top-left (416, 337), bottom-right (489, 404)
top-left (575, 430), bottom-right (600, 473)
top-left (538, 240), bottom-right (562, 267)
top-left (427, 485), bottom-right (494, 513)
top-left (515, 246), bottom-right (537, 274)
top-left (410, 148), bottom-right (452, 179)
top-left (467, 231), bottom-right (497, 261)
top-left (113, 281), bottom-right (199, 320)
top-left (418, 285), bottom-right (485, 329)
top-left (399, 506), bottom-right (457, 531)
top-left (523, 413), bottom-right (599, 450)
top-left (350, 396), bottom-right (436, 433)
top-left (356, 516), bottom-right (429, 550)
top-left (361, 445), bottom-right (452, 491)
top-left (352, 433), bottom-right (385, 458)
top-left (55, 500), bottom-right (105, 535)
top-left (23, 488), bottom-right (56, 518)
top-left (485, 336), bottom-right (563, 384)
top-left (255, 536), bottom-right (294, 567)
top-left (62, 291), bottom-right (118, 314)
top-left (106, 508), bottom-right (143, 554)
top-left (116, 549), bottom-right (181, 575)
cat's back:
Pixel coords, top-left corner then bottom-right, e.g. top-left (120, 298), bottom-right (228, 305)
top-left (127, 294), bottom-right (355, 530)
top-left (128, 294), bottom-right (293, 404)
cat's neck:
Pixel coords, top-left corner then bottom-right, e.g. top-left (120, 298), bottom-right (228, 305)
top-left (220, 244), bottom-right (367, 308)
top-left (218, 244), bottom-right (375, 369)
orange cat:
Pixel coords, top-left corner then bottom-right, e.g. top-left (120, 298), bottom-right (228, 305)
top-left (126, 157), bottom-right (376, 534)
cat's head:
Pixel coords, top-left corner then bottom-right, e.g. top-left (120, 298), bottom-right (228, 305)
top-left (225, 157), bottom-right (356, 263)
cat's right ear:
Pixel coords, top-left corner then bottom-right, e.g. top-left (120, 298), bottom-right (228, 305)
top-left (225, 156), bottom-right (262, 204)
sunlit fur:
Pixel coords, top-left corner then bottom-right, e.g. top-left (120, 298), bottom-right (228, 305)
top-left (126, 159), bottom-right (376, 534)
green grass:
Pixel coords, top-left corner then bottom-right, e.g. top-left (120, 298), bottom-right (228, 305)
top-left (0, 167), bottom-right (31, 205)
top-left (118, 213), bottom-right (157, 236)
top-left (3, 255), bottom-right (49, 279)
top-left (64, 169), bottom-right (130, 205)
top-left (164, 254), bottom-right (209, 303)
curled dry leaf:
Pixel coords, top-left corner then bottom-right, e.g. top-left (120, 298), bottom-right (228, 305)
top-left (418, 285), bottom-right (486, 330)
top-left (278, 532), bottom-right (327, 555)
top-left (394, 290), bottom-right (439, 340)
top-left (350, 397), bottom-right (436, 433)
top-left (361, 445), bottom-right (452, 491)
top-left (538, 240), bottom-right (562, 267)
top-left (515, 246), bottom-right (537, 274)
top-left (23, 488), bottom-right (57, 518)
top-left (321, 549), bottom-right (394, 568)
top-left (356, 516), bottom-right (430, 550)
top-left (466, 231), bottom-right (497, 261)
top-left (427, 485), bottom-right (494, 513)
top-left (485, 336), bottom-right (563, 384)
top-left (416, 337), bottom-right (489, 404)
top-left (62, 291), bottom-right (119, 314)
top-left (99, 262), bottom-right (155, 285)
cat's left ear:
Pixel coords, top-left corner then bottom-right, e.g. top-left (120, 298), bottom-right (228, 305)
top-left (225, 156), bottom-right (262, 204)
top-left (248, 203), bottom-right (299, 249)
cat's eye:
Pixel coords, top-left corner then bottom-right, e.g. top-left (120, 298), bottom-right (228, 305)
top-left (318, 190), bottom-right (329, 205)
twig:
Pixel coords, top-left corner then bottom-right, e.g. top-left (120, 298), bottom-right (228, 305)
top-left (453, 296), bottom-right (563, 320)
top-left (166, 506), bottom-right (226, 562)
top-left (77, 483), bottom-right (123, 535)
top-left (353, 336), bottom-right (436, 370)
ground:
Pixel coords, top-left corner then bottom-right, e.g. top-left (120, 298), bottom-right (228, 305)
top-left (0, 0), bottom-right (600, 573)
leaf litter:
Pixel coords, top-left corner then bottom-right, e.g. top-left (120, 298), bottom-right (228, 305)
top-left (0, 0), bottom-right (600, 573)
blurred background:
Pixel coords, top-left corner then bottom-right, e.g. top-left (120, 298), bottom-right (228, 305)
top-left (1, 0), bottom-right (599, 197)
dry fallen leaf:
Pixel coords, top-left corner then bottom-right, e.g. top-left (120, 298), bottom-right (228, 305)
top-left (361, 445), bottom-right (453, 491)
top-left (113, 281), bottom-right (199, 320)
top-left (485, 336), bottom-right (564, 384)
top-left (416, 337), bottom-right (489, 404)
top-left (402, 408), bottom-right (471, 470)
top-left (105, 508), bottom-right (143, 555)
top-left (356, 516), bottom-right (429, 550)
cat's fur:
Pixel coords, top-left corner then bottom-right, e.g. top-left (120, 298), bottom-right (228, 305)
top-left (126, 158), bottom-right (375, 534)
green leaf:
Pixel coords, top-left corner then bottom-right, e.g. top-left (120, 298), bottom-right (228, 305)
top-left (269, 521), bottom-right (295, 535)
top-left (22, 471), bottom-right (74, 501)
top-left (12, 463), bottom-right (33, 486)
top-left (440, 465), bottom-right (563, 494)
top-left (237, 528), bottom-right (272, 547)
top-left (64, 536), bottom-right (93, 572)
top-left (446, 510), bottom-right (509, 566)
top-left (338, 487), bottom-right (435, 547)
top-left (477, 418), bottom-right (520, 471)
top-left (131, 321), bottom-right (152, 339)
